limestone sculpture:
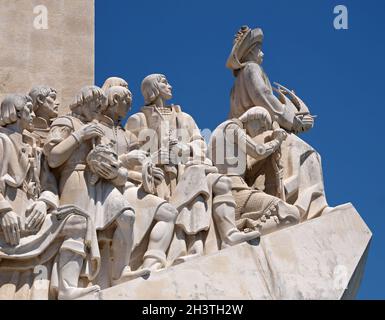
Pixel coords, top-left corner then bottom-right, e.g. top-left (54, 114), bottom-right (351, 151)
top-left (43, 85), bottom-right (152, 287)
top-left (0, 94), bottom-right (100, 300)
top-left (226, 26), bottom-right (333, 220)
top-left (208, 106), bottom-right (300, 235)
top-left (0, 25), bottom-right (370, 300)
top-left (96, 84), bottom-right (178, 274)
top-left (126, 74), bottom-right (260, 265)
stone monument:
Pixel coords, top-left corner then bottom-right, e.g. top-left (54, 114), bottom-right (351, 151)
top-left (0, 8), bottom-right (372, 300)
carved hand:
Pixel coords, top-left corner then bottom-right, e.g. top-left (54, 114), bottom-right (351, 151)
top-left (151, 166), bottom-right (165, 186)
top-left (121, 150), bottom-right (148, 168)
top-left (93, 162), bottom-right (119, 180)
top-left (0, 211), bottom-right (21, 246)
top-left (293, 115), bottom-right (314, 133)
top-left (74, 123), bottom-right (104, 142)
top-left (25, 200), bottom-right (47, 231)
top-left (300, 115), bottom-right (314, 131)
top-left (272, 128), bottom-right (288, 144)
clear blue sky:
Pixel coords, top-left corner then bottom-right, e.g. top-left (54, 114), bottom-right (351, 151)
top-left (95, 0), bottom-right (385, 299)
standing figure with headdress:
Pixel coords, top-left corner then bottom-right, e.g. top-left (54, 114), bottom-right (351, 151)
top-left (226, 26), bottom-right (334, 220)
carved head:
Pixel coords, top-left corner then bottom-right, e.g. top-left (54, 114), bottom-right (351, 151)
top-left (141, 74), bottom-right (173, 105)
top-left (101, 77), bottom-right (129, 92)
top-left (239, 107), bottom-right (272, 138)
top-left (69, 86), bottom-right (106, 122)
top-left (103, 86), bottom-right (133, 119)
top-left (0, 94), bottom-right (35, 130)
top-left (226, 26), bottom-right (264, 71)
top-left (28, 85), bottom-right (59, 120)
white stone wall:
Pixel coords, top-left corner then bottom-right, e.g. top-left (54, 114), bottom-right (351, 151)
top-left (0, 0), bottom-right (94, 114)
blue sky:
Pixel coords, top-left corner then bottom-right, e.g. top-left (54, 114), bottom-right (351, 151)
top-left (95, 0), bottom-right (385, 299)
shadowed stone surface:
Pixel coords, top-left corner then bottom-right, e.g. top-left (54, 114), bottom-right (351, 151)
top-left (80, 203), bottom-right (371, 300)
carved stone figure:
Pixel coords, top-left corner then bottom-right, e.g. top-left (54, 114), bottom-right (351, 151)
top-left (126, 74), bottom-right (259, 264)
top-left (226, 26), bottom-right (333, 220)
top-left (43, 86), bottom-right (147, 286)
top-left (101, 77), bottom-right (129, 92)
top-left (96, 85), bottom-right (178, 274)
top-left (209, 107), bottom-right (300, 234)
top-left (28, 85), bottom-right (59, 146)
top-left (0, 17), bottom-right (371, 301)
top-left (0, 94), bottom-right (100, 300)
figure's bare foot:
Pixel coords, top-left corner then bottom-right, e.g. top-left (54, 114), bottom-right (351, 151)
top-left (225, 229), bottom-right (260, 246)
top-left (58, 285), bottom-right (101, 300)
top-left (112, 266), bottom-right (151, 286)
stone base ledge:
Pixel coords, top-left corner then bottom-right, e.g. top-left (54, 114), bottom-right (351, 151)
top-left (80, 203), bottom-right (372, 300)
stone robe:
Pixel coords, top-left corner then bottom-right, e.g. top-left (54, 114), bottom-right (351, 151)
top-left (126, 105), bottom-right (223, 261)
top-left (126, 104), bottom-right (212, 232)
top-left (95, 115), bottom-right (169, 271)
top-left (44, 115), bottom-right (134, 231)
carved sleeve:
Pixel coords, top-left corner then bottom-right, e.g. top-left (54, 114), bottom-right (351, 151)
top-left (227, 124), bottom-right (279, 161)
top-left (37, 154), bottom-right (59, 210)
top-left (244, 64), bottom-right (296, 131)
top-left (44, 119), bottom-right (78, 168)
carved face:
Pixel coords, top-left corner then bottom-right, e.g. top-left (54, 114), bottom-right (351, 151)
top-left (20, 100), bottom-right (36, 131)
top-left (82, 98), bottom-right (102, 122)
top-left (38, 90), bottom-right (59, 119)
top-left (115, 97), bottom-right (131, 118)
top-left (248, 45), bottom-right (264, 65)
top-left (158, 77), bottom-right (173, 101)
top-left (245, 118), bottom-right (269, 138)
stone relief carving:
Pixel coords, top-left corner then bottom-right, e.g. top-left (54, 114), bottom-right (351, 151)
top-left (0, 26), bottom-right (352, 300)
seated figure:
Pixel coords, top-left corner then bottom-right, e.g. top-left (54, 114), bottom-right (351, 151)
top-left (226, 26), bottom-right (334, 220)
top-left (209, 107), bottom-right (300, 234)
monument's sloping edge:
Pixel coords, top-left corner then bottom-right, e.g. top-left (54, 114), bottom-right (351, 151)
top-left (80, 203), bottom-right (372, 300)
